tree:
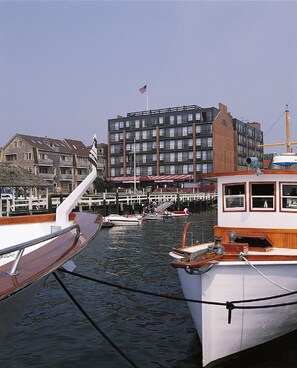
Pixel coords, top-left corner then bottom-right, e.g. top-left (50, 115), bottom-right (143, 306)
top-left (93, 177), bottom-right (114, 192)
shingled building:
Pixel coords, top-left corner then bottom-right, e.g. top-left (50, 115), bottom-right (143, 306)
top-left (0, 134), bottom-right (91, 194)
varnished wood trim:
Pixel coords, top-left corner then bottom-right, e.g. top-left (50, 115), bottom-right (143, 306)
top-left (0, 212), bottom-right (102, 299)
top-left (214, 225), bottom-right (297, 249)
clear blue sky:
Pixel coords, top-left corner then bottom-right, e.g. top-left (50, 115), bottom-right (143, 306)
top-left (1, 0), bottom-right (297, 153)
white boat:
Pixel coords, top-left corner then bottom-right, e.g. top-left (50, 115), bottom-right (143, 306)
top-left (142, 212), bottom-right (164, 221)
top-left (170, 108), bottom-right (297, 367)
top-left (102, 217), bottom-right (115, 228)
top-left (104, 213), bottom-right (143, 226)
top-left (0, 136), bottom-right (102, 341)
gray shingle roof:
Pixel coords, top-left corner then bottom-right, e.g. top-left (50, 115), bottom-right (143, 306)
top-left (0, 163), bottom-right (50, 187)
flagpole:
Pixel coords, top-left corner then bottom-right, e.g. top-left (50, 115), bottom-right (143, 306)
top-left (146, 87), bottom-right (149, 110)
top-left (133, 139), bottom-right (136, 193)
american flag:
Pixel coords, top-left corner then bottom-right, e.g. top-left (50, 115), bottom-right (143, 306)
top-left (139, 84), bottom-right (147, 94)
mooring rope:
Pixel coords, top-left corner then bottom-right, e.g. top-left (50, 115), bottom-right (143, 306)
top-left (56, 269), bottom-right (297, 324)
top-left (58, 268), bottom-right (297, 309)
top-left (58, 268), bottom-right (226, 307)
top-left (53, 272), bottom-right (141, 368)
top-left (239, 253), bottom-right (293, 292)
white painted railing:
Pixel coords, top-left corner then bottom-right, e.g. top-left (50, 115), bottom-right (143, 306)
top-left (1, 192), bottom-right (217, 216)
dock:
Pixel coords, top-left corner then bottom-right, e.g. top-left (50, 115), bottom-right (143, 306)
top-left (0, 191), bottom-right (217, 217)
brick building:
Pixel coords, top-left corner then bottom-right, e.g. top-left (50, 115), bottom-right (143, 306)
top-left (108, 103), bottom-right (263, 189)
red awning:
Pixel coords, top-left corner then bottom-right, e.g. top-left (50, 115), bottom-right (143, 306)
top-left (110, 175), bottom-right (193, 182)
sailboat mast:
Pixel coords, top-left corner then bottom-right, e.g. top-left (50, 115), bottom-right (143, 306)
top-left (286, 105), bottom-right (291, 153)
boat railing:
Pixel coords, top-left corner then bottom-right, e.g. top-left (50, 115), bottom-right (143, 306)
top-left (181, 220), bottom-right (216, 248)
top-left (1, 223), bottom-right (80, 276)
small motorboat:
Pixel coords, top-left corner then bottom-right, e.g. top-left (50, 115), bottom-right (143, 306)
top-left (167, 208), bottom-right (191, 217)
top-left (170, 108), bottom-right (297, 367)
top-left (155, 208), bottom-right (191, 218)
top-left (102, 217), bottom-right (115, 228)
top-left (142, 212), bottom-right (164, 221)
top-left (104, 213), bottom-right (143, 226)
top-left (0, 136), bottom-right (102, 341)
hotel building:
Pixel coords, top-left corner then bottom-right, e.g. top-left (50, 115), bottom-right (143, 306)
top-left (108, 103), bottom-right (263, 187)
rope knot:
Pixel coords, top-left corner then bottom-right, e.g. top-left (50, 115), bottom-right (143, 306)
top-left (226, 301), bottom-right (235, 324)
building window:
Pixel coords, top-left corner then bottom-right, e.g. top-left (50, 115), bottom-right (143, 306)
top-left (135, 120), bottom-right (140, 128)
top-left (196, 112), bottom-right (201, 121)
top-left (170, 116), bottom-right (175, 124)
top-left (170, 153), bottom-right (175, 162)
top-left (169, 128), bottom-right (175, 137)
top-left (202, 164), bottom-right (208, 173)
top-left (39, 153), bottom-right (48, 160)
top-left (159, 117), bottom-right (164, 124)
top-left (39, 167), bottom-right (49, 174)
top-left (5, 154), bottom-right (17, 161)
top-left (24, 152), bottom-right (32, 160)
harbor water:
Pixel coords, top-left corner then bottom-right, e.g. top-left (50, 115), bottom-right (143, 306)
top-left (0, 210), bottom-right (296, 368)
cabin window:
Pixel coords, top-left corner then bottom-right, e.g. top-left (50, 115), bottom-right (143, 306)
top-left (223, 183), bottom-right (246, 211)
top-left (280, 183), bottom-right (297, 211)
top-left (250, 182), bottom-right (275, 211)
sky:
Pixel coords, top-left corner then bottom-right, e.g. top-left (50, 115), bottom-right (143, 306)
top-left (0, 0), bottom-right (297, 153)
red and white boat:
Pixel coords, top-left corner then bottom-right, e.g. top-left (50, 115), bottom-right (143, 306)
top-left (170, 108), bottom-right (297, 367)
top-left (165, 208), bottom-right (191, 217)
top-left (0, 136), bottom-right (102, 340)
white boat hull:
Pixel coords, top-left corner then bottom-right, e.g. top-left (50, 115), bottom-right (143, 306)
top-left (176, 262), bottom-right (297, 367)
top-left (105, 214), bottom-right (142, 226)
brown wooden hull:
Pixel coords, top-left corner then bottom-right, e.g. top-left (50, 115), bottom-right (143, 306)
top-left (0, 211), bottom-right (102, 339)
